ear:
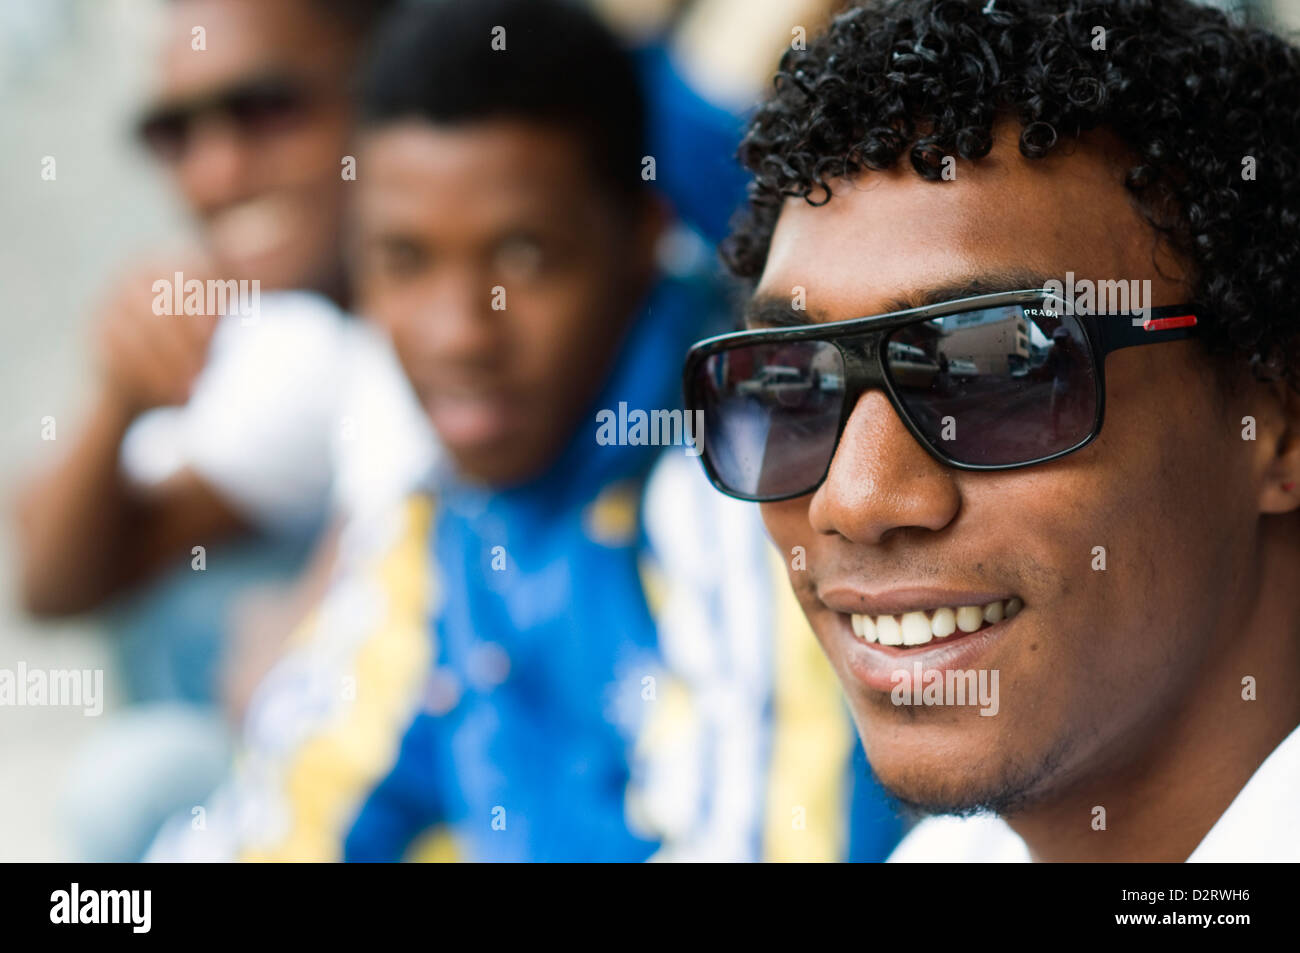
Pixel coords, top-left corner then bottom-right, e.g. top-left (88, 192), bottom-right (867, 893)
top-left (1254, 379), bottom-right (1300, 515)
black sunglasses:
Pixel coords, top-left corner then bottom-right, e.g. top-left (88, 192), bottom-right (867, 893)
top-left (683, 288), bottom-right (1200, 502)
top-left (136, 75), bottom-right (315, 162)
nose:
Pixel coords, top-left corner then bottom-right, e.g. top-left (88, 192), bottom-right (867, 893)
top-left (806, 390), bottom-right (962, 544)
top-left (394, 271), bottom-right (505, 372)
top-left (175, 117), bottom-right (256, 212)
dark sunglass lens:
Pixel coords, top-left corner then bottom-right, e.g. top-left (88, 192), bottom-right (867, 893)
top-left (693, 340), bottom-right (845, 499)
top-left (226, 81), bottom-right (308, 135)
top-left (884, 303), bottom-right (1098, 466)
top-left (137, 109), bottom-right (190, 161)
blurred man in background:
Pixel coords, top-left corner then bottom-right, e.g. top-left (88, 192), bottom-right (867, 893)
top-left (18, 0), bottom-right (411, 617)
top-left (150, 0), bottom-right (903, 862)
top-left (11, 0), bottom-right (436, 861)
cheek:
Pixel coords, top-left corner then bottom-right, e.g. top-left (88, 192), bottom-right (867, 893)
top-left (760, 498), bottom-right (807, 542)
top-left (386, 326), bottom-right (425, 395)
top-left (759, 500), bottom-right (818, 595)
top-left (365, 296), bottom-right (429, 379)
top-left (515, 284), bottom-right (621, 383)
top-left (997, 363), bottom-right (1238, 705)
top-left (1086, 352), bottom-right (1242, 604)
top-left (263, 114), bottom-right (353, 189)
top-left (362, 285), bottom-right (414, 336)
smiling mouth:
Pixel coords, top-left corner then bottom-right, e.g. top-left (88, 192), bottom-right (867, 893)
top-left (208, 194), bottom-right (299, 262)
top-left (849, 597), bottom-right (1024, 648)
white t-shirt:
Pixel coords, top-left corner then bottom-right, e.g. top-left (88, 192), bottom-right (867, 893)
top-left (889, 722), bottom-right (1300, 862)
top-left (120, 292), bottom-right (437, 535)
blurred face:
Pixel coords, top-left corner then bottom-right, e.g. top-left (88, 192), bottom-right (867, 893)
top-left (142, 0), bottom-right (357, 290)
top-left (757, 130), bottom-right (1273, 816)
top-left (355, 119), bottom-right (657, 486)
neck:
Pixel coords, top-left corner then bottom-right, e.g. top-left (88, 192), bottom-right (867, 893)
top-left (1007, 520), bottom-right (1300, 862)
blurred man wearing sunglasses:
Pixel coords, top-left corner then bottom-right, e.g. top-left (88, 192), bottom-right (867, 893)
top-left (19, 0), bottom-right (410, 621)
top-left (683, 0), bottom-right (1300, 861)
top-left (12, 0), bottom-right (436, 862)
top-left (134, 1), bottom-right (364, 297)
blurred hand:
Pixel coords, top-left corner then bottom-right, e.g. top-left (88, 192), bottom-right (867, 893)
top-left (221, 584), bottom-right (297, 725)
top-left (94, 256), bottom-right (222, 416)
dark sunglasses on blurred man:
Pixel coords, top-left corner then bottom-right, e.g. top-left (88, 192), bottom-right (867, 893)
top-left (136, 74), bottom-right (322, 162)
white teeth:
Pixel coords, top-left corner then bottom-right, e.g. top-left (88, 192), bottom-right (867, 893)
top-left (875, 615), bottom-right (903, 646)
top-left (900, 611), bottom-right (931, 645)
top-left (849, 598), bottom-right (1023, 648)
top-left (930, 607), bottom-right (956, 638)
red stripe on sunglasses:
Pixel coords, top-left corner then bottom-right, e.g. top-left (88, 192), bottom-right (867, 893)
top-left (1142, 314), bottom-right (1198, 332)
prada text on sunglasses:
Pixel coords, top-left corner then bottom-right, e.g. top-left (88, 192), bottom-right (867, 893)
top-left (683, 289), bottom-right (1199, 502)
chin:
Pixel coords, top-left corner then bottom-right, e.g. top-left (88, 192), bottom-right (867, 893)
top-left (871, 756), bottom-right (1005, 816)
top-left (446, 443), bottom-right (544, 489)
top-left (859, 713), bottom-right (1074, 818)
top-left (213, 252), bottom-right (299, 290)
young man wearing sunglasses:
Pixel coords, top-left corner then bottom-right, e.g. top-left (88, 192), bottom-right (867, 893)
top-left (683, 0), bottom-right (1300, 861)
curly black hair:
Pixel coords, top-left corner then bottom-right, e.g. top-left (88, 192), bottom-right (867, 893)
top-left (724, 0), bottom-right (1300, 386)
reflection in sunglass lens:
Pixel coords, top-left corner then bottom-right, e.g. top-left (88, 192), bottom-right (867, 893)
top-left (884, 304), bottom-right (1098, 465)
top-left (693, 340), bottom-right (845, 499)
